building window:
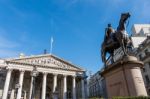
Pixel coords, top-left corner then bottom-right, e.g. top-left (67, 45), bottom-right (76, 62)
top-left (145, 75), bottom-right (150, 84)
top-left (144, 49), bottom-right (149, 55)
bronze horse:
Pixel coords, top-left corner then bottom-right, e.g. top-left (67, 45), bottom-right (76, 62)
top-left (101, 13), bottom-right (131, 66)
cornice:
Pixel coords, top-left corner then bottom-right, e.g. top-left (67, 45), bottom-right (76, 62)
top-left (6, 60), bottom-right (84, 72)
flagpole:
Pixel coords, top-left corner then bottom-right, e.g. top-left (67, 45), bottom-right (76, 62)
top-left (50, 37), bottom-right (53, 54)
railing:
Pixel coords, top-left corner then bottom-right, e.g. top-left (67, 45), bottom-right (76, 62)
top-left (106, 47), bottom-right (124, 65)
top-left (105, 46), bottom-right (135, 66)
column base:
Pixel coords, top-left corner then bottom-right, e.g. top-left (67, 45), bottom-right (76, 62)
top-left (53, 91), bottom-right (59, 99)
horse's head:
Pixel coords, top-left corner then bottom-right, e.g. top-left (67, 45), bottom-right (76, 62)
top-left (117, 12), bottom-right (131, 31)
top-left (121, 12), bottom-right (130, 23)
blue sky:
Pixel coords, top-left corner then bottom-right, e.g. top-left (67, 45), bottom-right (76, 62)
top-left (0, 0), bottom-right (150, 74)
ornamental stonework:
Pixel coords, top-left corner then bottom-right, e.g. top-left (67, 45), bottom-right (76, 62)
top-left (7, 54), bottom-right (83, 71)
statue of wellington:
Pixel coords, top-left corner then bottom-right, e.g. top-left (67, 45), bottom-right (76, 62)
top-left (101, 12), bottom-right (133, 67)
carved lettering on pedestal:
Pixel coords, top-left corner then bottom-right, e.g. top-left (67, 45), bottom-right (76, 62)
top-left (109, 82), bottom-right (122, 87)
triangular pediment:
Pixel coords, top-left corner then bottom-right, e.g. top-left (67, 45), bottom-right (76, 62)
top-left (6, 54), bottom-right (84, 71)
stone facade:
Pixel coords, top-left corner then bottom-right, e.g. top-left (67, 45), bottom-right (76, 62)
top-left (0, 54), bottom-right (87, 99)
top-left (131, 24), bottom-right (150, 95)
top-left (135, 36), bottom-right (150, 95)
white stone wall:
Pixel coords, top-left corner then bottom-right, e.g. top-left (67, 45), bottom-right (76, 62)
top-left (131, 24), bottom-right (150, 49)
top-left (131, 37), bottom-right (147, 48)
top-left (132, 24), bottom-right (150, 36)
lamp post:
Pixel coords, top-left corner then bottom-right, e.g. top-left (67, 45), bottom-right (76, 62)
top-left (30, 66), bottom-right (39, 99)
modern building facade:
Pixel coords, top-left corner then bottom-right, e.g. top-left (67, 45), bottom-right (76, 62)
top-left (131, 24), bottom-right (150, 95)
top-left (135, 36), bottom-right (150, 95)
top-left (0, 54), bottom-right (87, 99)
top-left (88, 70), bottom-right (107, 98)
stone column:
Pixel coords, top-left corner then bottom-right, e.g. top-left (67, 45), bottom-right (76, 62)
top-left (42, 73), bottom-right (47, 99)
top-left (60, 77), bottom-right (63, 98)
top-left (81, 79), bottom-right (85, 99)
top-left (10, 89), bottom-right (15, 99)
top-left (24, 91), bottom-right (27, 99)
top-left (29, 76), bottom-right (33, 99)
top-left (17, 70), bottom-right (25, 99)
top-left (2, 69), bottom-right (12, 99)
top-left (76, 82), bottom-right (78, 99)
top-left (63, 75), bottom-right (67, 99)
top-left (53, 74), bottom-right (57, 92)
top-left (72, 76), bottom-right (76, 99)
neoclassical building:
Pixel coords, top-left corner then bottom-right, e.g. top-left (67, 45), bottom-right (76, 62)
top-left (0, 54), bottom-right (87, 99)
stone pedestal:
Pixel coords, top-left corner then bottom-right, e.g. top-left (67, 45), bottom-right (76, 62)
top-left (101, 56), bottom-right (147, 98)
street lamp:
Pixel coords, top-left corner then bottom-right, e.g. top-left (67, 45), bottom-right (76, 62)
top-left (30, 66), bottom-right (39, 99)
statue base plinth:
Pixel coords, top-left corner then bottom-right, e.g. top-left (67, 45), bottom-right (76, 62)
top-left (101, 56), bottom-right (147, 98)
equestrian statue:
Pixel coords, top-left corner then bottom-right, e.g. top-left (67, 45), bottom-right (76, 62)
top-left (101, 12), bottom-right (133, 67)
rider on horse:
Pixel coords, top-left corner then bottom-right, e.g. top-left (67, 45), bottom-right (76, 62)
top-left (104, 24), bottom-right (116, 48)
top-left (101, 13), bottom-right (132, 67)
